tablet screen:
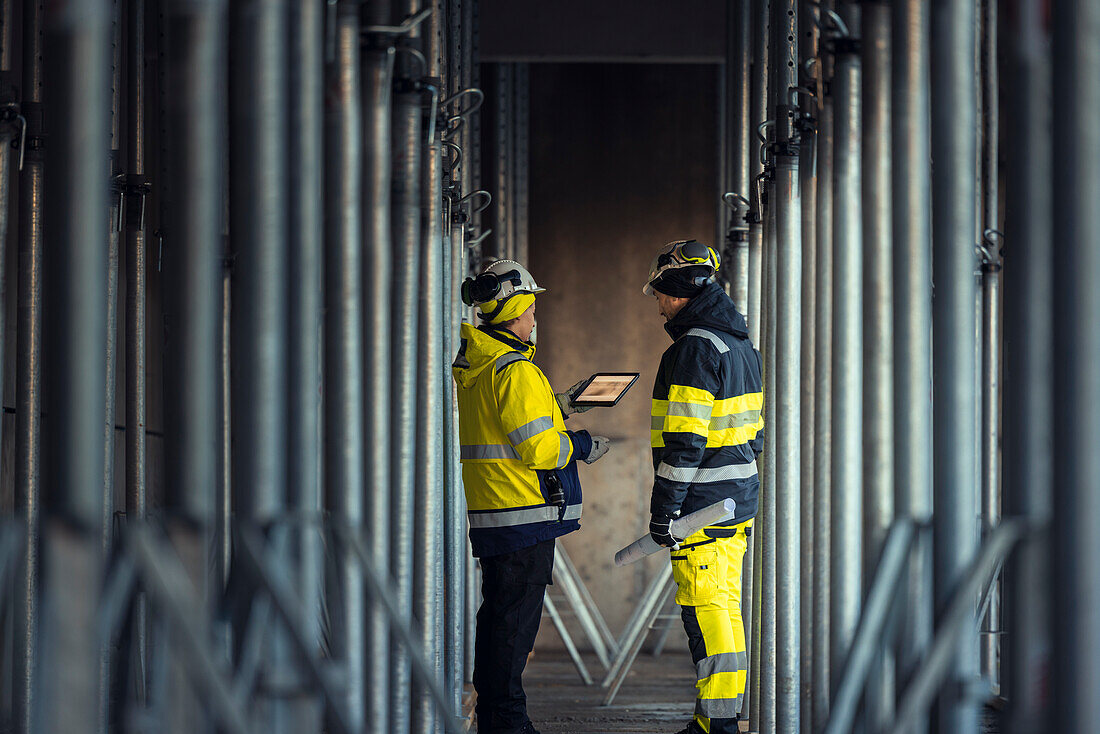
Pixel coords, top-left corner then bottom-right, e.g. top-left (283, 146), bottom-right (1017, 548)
top-left (571, 373), bottom-right (640, 406)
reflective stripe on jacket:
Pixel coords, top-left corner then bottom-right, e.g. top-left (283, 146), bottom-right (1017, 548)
top-left (651, 283), bottom-right (763, 524)
top-left (454, 323), bottom-right (591, 557)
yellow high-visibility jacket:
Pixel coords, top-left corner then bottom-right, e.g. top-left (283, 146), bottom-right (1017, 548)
top-left (453, 323), bottom-right (592, 557)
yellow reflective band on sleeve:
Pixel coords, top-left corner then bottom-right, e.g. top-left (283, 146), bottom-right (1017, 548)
top-left (667, 384), bottom-right (716, 407)
top-left (711, 392), bottom-right (763, 415)
top-left (665, 414), bottom-right (710, 437)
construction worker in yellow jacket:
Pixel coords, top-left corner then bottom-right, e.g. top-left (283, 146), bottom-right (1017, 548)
top-left (643, 241), bottom-right (764, 734)
top-left (454, 259), bottom-right (610, 734)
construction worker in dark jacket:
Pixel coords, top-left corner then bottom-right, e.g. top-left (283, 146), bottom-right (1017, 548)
top-left (643, 240), bottom-right (763, 734)
top-left (454, 259), bottom-right (611, 734)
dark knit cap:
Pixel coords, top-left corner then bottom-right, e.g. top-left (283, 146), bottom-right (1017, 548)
top-left (651, 265), bottom-right (712, 298)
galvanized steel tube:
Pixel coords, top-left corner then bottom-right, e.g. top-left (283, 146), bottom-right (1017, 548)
top-left (325, 5), bottom-right (365, 726)
top-left (891, 2), bottom-right (934, 730)
top-left (124, 0), bottom-right (149, 708)
top-left (0, 0), bottom-right (12, 484)
top-left (829, 2), bottom-right (862, 697)
top-left (362, 6), bottom-right (395, 729)
top-left (446, 216), bottom-right (467, 710)
top-left (39, 0), bottom-right (111, 726)
top-left (162, 0), bottom-right (224, 529)
top-left (229, 0), bottom-right (288, 524)
top-left (760, 177), bottom-right (778, 734)
top-left (771, 1), bottom-right (801, 730)
top-left (14, 0), bottom-right (44, 720)
top-left (1001, 2), bottom-right (1052, 732)
top-left (930, 0), bottom-right (980, 728)
top-left (978, 0), bottom-right (1001, 687)
top-left (1051, 0), bottom-right (1100, 730)
top-left (288, 0), bottom-right (324, 727)
top-left (811, 70), bottom-right (833, 733)
top-left (389, 57), bottom-right (423, 734)
top-left (726, 0), bottom-right (750, 307)
top-left (412, 109), bottom-right (446, 734)
top-left (797, 10), bottom-right (817, 729)
top-left (747, 6), bottom-right (769, 724)
top-left (860, 2), bottom-right (894, 728)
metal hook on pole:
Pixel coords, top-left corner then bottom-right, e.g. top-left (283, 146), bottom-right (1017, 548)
top-left (394, 46), bottom-right (428, 78)
top-left (978, 228), bottom-right (1004, 266)
top-left (467, 228), bottom-right (492, 248)
top-left (723, 192), bottom-right (751, 213)
top-left (441, 87), bottom-right (484, 118)
top-left (457, 189), bottom-right (492, 216)
top-left (1, 104), bottom-right (28, 171)
top-left (442, 140), bottom-right (462, 172)
top-left (363, 8), bottom-right (433, 37)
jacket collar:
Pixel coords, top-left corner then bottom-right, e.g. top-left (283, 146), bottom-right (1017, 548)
top-left (663, 282), bottom-right (750, 342)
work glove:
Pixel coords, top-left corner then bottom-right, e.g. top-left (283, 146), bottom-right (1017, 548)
top-left (649, 510), bottom-right (683, 550)
top-left (583, 435), bottom-right (611, 464)
top-left (555, 379), bottom-right (594, 417)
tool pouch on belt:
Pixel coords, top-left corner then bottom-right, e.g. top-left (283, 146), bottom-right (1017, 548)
top-left (670, 537), bottom-right (721, 606)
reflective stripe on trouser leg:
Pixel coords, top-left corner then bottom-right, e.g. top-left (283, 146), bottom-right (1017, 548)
top-left (672, 521), bottom-right (751, 734)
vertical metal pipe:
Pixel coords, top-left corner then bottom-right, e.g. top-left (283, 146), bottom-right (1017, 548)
top-left (978, 0), bottom-right (1001, 688)
top-left (514, 63), bottom-right (529, 266)
top-left (229, 0), bottom-right (288, 524)
top-left (446, 215), bottom-right (467, 712)
top-left (891, 2), bottom-right (933, 731)
top-left (726, 0), bottom-right (751, 310)
top-left (730, 4), bottom-right (754, 710)
top-left (325, 4), bottom-right (365, 727)
top-left (289, 0), bottom-right (324, 727)
top-left (229, 1), bottom-right (288, 728)
top-left (810, 50), bottom-right (833, 732)
top-left (413, 115), bottom-right (445, 734)
top-left (124, 0), bottom-right (149, 710)
top-left (493, 63), bottom-right (512, 262)
top-left (100, 2), bottom-right (122, 726)
top-left (1051, 0), bottom-right (1100, 731)
top-left (39, 0), bottom-right (111, 728)
top-left (860, 2), bottom-right (894, 728)
top-left (390, 30), bottom-right (423, 733)
top-left (747, 4), bottom-right (769, 727)
top-left (930, 0), bottom-right (980, 728)
top-left (163, 0), bottom-right (224, 528)
top-left (979, 255), bottom-right (1001, 684)
top-left (361, 3), bottom-right (395, 729)
top-left (771, 3), bottom-right (801, 730)
top-left (218, 262), bottom-right (231, 589)
top-left (796, 9), bottom-right (817, 731)
top-left (13, 0), bottom-right (44, 722)
top-left (760, 178), bottom-right (777, 734)
top-left (829, 0), bottom-right (861, 700)
top-left (1001, 2), bottom-right (1051, 732)
top-left (0, 0), bottom-right (13, 486)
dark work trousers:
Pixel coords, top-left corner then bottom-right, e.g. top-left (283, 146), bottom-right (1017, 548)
top-left (473, 539), bottom-right (555, 734)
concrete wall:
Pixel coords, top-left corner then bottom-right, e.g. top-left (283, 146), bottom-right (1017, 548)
top-left (515, 63), bottom-right (720, 651)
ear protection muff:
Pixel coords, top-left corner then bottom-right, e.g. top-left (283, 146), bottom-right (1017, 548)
top-left (461, 269), bottom-right (523, 307)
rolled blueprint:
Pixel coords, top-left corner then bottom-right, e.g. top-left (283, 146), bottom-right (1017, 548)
top-left (613, 498), bottom-right (737, 566)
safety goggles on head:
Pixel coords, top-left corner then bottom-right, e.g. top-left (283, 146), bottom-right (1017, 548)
top-left (643, 239), bottom-right (720, 296)
top-left (461, 259), bottom-right (546, 307)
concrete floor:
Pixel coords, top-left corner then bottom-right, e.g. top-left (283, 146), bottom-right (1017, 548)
top-left (523, 649), bottom-right (745, 734)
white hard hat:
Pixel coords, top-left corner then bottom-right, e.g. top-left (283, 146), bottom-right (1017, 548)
top-left (462, 259), bottom-right (546, 307)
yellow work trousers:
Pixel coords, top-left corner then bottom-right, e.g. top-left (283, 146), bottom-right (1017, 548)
top-left (670, 519), bottom-right (752, 734)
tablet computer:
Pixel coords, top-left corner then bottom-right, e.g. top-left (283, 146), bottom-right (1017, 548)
top-left (569, 372), bottom-right (640, 407)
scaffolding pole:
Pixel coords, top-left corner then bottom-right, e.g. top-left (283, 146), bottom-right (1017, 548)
top-left (891, 3), bottom-right (934, 733)
top-left (39, 0), bottom-right (111, 730)
top-left (860, 2), bottom-right (894, 729)
top-left (325, 3), bottom-right (366, 728)
top-left (829, 0), bottom-right (862, 707)
top-left (362, 4), bottom-right (396, 729)
top-left (930, 0), bottom-right (981, 728)
top-left (811, 5), bottom-right (835, 727)
top-left (1001, 2), bottom-right (1052, 732)
top-left (1051, 0), bottom-right (1100, 730)
top-left (389, 13), bottom-right (424, 728)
